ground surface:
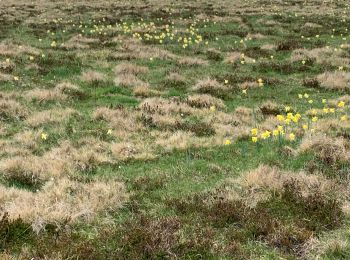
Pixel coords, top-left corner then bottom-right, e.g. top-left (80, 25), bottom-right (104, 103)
top-left (1, 0), bottom-right (350, 259)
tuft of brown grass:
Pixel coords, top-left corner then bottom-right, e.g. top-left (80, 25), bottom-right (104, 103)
top-left (259, 100), bottom-right (281, 116)
top-left (192, 78), bottom-right (228, 96)
top-left (0, 100), bottom-right (28, 120)
top-left (55, 82), bottom-right (84, 98)
top-left (114, 62), bottom-right (149, 75)
top-left (0, 42), bottom-right (40, 57)
top-left (61, 35), bottom-right (99, 50)
top-left (178, 57), bottom-right (209, 66)
top-left (113, 62), bottom-right (149, 88)
top-left (0, 72), bottom-right (13, 82)
top-left (239, 81), bottom-right (259, 89)
top-left (110, 142), bottom-right (155, 161)
top-left (224, 52), bottom-right (254, 64)
top-left (0, 177), bottom-right (128, 233)
top-left (298, 134), bottom-right (350, 165)
top-left (80, 70), bottom-right (106, 84)
top-left (0, 60), bottom-right (16, 73)
top-left (24, 88), bottom-right (67, 102)
top-left (186, 94), bottom-right (226, 110)
top-left (227, 165), bottom-right (338, 209)
top-left (291, 48), bottom-right (349, 67)
top-left (110, 36), bottom-right (177, 60)
top-left (316, 71), bottom-right (350, 91)
top-left (133, 85), bottom-right (161, 97)
top-left (25, 108), bottom-right (79, 127)
top-left (114, 74), bottom-right (149, 88)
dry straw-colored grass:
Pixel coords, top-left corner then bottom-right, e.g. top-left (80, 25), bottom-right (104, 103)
top-left (298, 134), bottom-right (350, 164)
top-left (80, 70), bottom-right (106, 83)
top-left (0, 139), bottom-right (110, 185)
top-left (178, 57), bottom-right (209, 66)
top-left (291, 48), bottom-right (350, 67)
top-left (186, 94), bottom-right (226, 109)
top-left (0, 177), bottom-right (128, 233)
top-left (224, 165), bottom-right (337, 208)
top-left (0, 42), bottom-right (40, 57)
top-left (114, 62), bottom-right (149, 75)
top-left (25, 108), bottom-right (79, 127)
top-left (316, 71), bottom-right (350, 91)
top-left (61, 35), bottom-right (99, 50)
top-left (192, 78), bottom-right (228, 96)
top-left (24, 88), bottom-right (67, 102)
top-left (114, 62), bottom-right (149, 88)
top-left (110, 142), bottom-right (155, 161)
top-left (0, 99), bottom-right (28, 120)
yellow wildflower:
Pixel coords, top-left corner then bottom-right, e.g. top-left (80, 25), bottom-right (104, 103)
top-left (251, 128), bottom-right (258, 136)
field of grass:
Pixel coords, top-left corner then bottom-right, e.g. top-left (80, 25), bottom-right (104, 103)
top-left (1, 0), bottom-right (350, 258)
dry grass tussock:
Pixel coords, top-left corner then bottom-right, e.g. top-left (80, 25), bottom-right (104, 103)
top-left (291, 48), bottom-right (350, 67)
top-left (114, 62), bottom-right (149, 75)
top-left (0, 177), bottom-right (128, 232)
top-left (0, 42), bottom-right (40, 57)
top-left (133, 85), bottom-right (161, 97)
top-left (92, 107), bottom-right (142, 137)
top-left (0, 99), bottom-right (28, 120)
top-left (55, 82), bottom-right (84, 98)
top-left (80, 70), bottom-right (106, 83)
top-left (25, 82), bottom-right (84, 102)
top-left (186, 94), bottom-right (226, 109)
top-left (114, 74), bottom-right (149, 88)
top-left (224, 165), bottom-right (338, 208)
top-left (61, 35), bottom-right (99, 50)
top-left (0, 60), bottom-right (16, 72)
top-left (178, 57), bottom-right (209, 66)
top-left (24, 88), bottom-right (67, 102)
top-left (316, 71), bottom-right (350, 91)
top-left (303, 230), bottom-right (350, 259)
top-left (314, 118), bottom-right (350, 134)
top-left (328, 95), bottom-right (350, 107)
top-left (0, 139), bottom-right (110, 185)
top-left (239, 81), bottom-right (260, 89)
top-left (25, 108), bottom-right (79, 127)
top-left (111, 36), bottom-right (177, 60)
top-left (114, 62), bottom-right (149, 88)
top-left (192, 78), bottom-right (228, 96)
top-left (110, 142), bottom-right (155, 161)
top-left (302, 22), bottom-right (322, 29)
top-left (224, 52), bottom-right (255, 64)
top-left (260, 44), bottom-right (277, 51)
top-left (155, 131), bottom-right (224, 151)
top-left (165, 72), bottom-right (187, 85)
top-left (0, 72), bottom-right (13, 82)
top-left (298, 134), bottom-right (350, 164)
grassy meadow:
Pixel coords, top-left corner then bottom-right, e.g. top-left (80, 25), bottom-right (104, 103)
top-left (1, 0), bottom-right (350, 258)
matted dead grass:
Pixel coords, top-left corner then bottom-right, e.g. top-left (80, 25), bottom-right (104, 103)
top-left (25, 108), bottom-right (79, 127)
top-left (24, 88), bottom-right (67, 102)
top-left (0, 177), bottom-right (128, 232)
top-left (61, 35), bottom-right (99, 50)
top-left (186, 94), bottom-right (226, 109)
top-left (0, 139), bottom-right (110, 185)
top-left (291, 48), bottom-right (350, 67)
top-left (192, 78), bottom-right (228, 96)
top-left (316, 71), bottom-right (350, 91)
top-left (0, 99), bottom-right (28, 120)
top-left (298, 134), bottom-right (350, 165)
top-left (80, 70), bottom-right (106, 84)
top-left (0, 42), bottom-right (40, 57)
top-left (178, 57), bottom-right (209, 66)
top-left (224, 165), bottom-right (339, 209)
top-left (111, 36), bottom-right (178, 60)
